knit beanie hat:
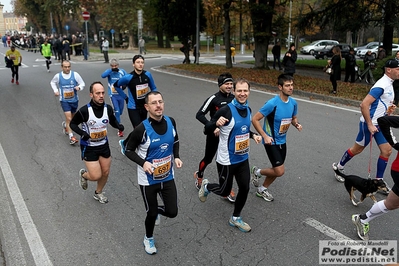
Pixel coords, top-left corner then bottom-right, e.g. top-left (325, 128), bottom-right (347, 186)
top-left (218, 73), bottom-right (233, 87)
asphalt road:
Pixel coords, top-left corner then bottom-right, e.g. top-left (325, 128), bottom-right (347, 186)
top-left (0, 47), bottom-right (398, 266)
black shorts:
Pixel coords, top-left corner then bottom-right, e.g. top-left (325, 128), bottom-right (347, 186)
top-left (264, 143), bottom-right (287, 168)
top-left (80, 143), bottom-right (111, 161)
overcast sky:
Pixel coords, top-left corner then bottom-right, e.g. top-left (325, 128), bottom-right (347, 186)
top-left (1, 0), bottom-right (12, 12)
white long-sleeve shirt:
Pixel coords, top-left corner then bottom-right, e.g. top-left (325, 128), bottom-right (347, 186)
top-left (50, 71), bottom-right (85, 94)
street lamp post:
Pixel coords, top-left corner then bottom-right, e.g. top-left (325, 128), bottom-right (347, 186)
top-left (195, 0), bottom-right (200, 64)
top-left (287, 0), bottom-right (292, 46)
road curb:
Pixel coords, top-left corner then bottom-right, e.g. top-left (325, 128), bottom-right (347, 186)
top-left (160, 66), bottom-right (362, 108)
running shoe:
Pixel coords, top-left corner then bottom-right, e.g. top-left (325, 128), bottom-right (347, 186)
top-left (117, 130), bottom-right (124, 137)
top-left (352, 214), bottom-right (369, 241)
top-left (62, 121), bottom-right (68, 135)
top-left (251, 165), bottom-right (262, 187)
top-left (119, 139), bottom-right (126, 155)
top-left (93, 191), bottom-right (108, 204)
top-left (228, 216), bottom-right (251, 232)
top-left (143, 235), bottom-right (157, 255)
top-left (332, 162), bottom-right (345, 183)
top-left (155, 214), bottom-right (160, 226)
top-left (198, 178), bottom-right (209, 202)
top-left (256, 188), bottom-right (274, 202)
top-left (193, 171), bottom-right (202, 190)
top-left (79, 169), bottom-right (88, 190)
top-left (16, 81), bottom-right (19, 85)
top-left (11, 78), bottom-right (14, 83)
top-left (223, 190), bottom-right (236, 203)
top-left (69, 136), bottom-right (78, 145)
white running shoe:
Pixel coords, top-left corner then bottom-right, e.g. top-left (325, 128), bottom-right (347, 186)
top-left (332, 162), bottom-right (345, 183)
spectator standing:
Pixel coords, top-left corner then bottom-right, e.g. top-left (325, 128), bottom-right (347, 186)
top-left (329, 46), bottom-right (342, 94)
top-left (82, 35), bottom-right (88, 61)
top-left (378, 45), bottom-right (386, 61)
top-left (344, 48), bottom-right (357, 83)
top-left (138, 37), bottom-right (146, 55)
top-left (282, 43), bottom-right (297, 76)
top-left (54, 36), bottom-right (62, 62)
top-left (230, 43), bottom-right (236, 64)
top-left (272, 41), bottom-right (282, 70)
top-left (102, 37), bottom-right (109, 63)
top-left (2, 35), bottom-right (6, 47)
top-left (62, 36), bottom-right (71, 61)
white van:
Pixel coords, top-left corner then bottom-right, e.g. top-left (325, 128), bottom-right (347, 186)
top-left (300, 40), bottom-right (339, 55)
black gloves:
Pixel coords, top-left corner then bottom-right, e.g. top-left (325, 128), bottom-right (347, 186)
top-left (393, 143), bottom-right (399, 151)
top-left (82, 132), bottom-right (90, 141)
top-left (125, 98), bottom-right (128, 104)
top-left (112, 68), bottom-right (119, 72)
top-left (118, 124), bottom-right (125, 132)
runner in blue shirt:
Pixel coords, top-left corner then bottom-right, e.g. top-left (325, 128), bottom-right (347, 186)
top-left (101, 59), bottom-right (127, 137)
top-left (251, 74), bottom-right (302, 202)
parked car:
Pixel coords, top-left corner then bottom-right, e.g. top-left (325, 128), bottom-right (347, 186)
top-left (314, 44), bottom-right (353, 59)
top-left (356, 44), bottom-right (399, 58)
top-left (353, 42), bottom-right (380, 52)
top-left (300, 40), bottom-right (339, 55)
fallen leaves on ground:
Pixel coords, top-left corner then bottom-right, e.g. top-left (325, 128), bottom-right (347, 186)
top-left (168, 64), bottom-right (370, 102)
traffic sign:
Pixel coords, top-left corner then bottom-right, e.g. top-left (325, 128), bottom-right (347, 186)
top-left (82, 11), bottom-right (90, 21)
top-left (110, 29), bottom-right (115, 34)
top-left (65, 25), bottom-right (69, 30)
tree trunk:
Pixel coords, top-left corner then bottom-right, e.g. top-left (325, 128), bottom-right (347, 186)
top-left (249, 0), bottom-right (275, 69)
top-left (254, 42), bottom-right (268, 69)
top-left (156, 27), bottom-right (163, 48)
top-left (382, 0), bottom-right (395, 56)
top-left (223, 1), bottom-right (233, 68)
top-left (128, 34), bottom-right (135, 50)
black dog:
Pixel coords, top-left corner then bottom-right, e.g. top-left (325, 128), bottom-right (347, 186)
top-left (333, 167), bottom-right (387, 206)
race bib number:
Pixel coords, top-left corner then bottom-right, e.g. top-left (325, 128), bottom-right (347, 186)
top-left (111, 86), bottom-right (117, 94)
top-left (152, 155), bottom-right (172, 180)
top-left (136, 84), bottom-right (149, 99)
top-left (235, 133), bottom-right (250, 154)
top-left (63, 90), bottom-right (74, 99)
top-left (90, 130), bottom-right (107, 140)
top-left (279, 118), bottom-right (292, 135)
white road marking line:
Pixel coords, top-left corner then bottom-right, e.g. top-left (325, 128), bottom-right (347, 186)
top-left (304, 218), bottom-right (388, 266)
top-left (0, 143), bottom-right (53, 266)
top-left (152, 66), bottom-right (360, 114)
top-left (304, 217), bottom-right (351, 240)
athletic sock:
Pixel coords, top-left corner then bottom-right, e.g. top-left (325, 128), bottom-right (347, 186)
top-left (69, 133), bottom-right (73, 139)
top-left (362, 200), bottom-right (389, 223)
top-left (376, 156), bottom-right (388, 179)
top-left (258, 186), bottom-right (266, 193)
top-left (339, 149), bottom-right (354, 167)
top-left (256, 169), bottom-right (261, 176)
